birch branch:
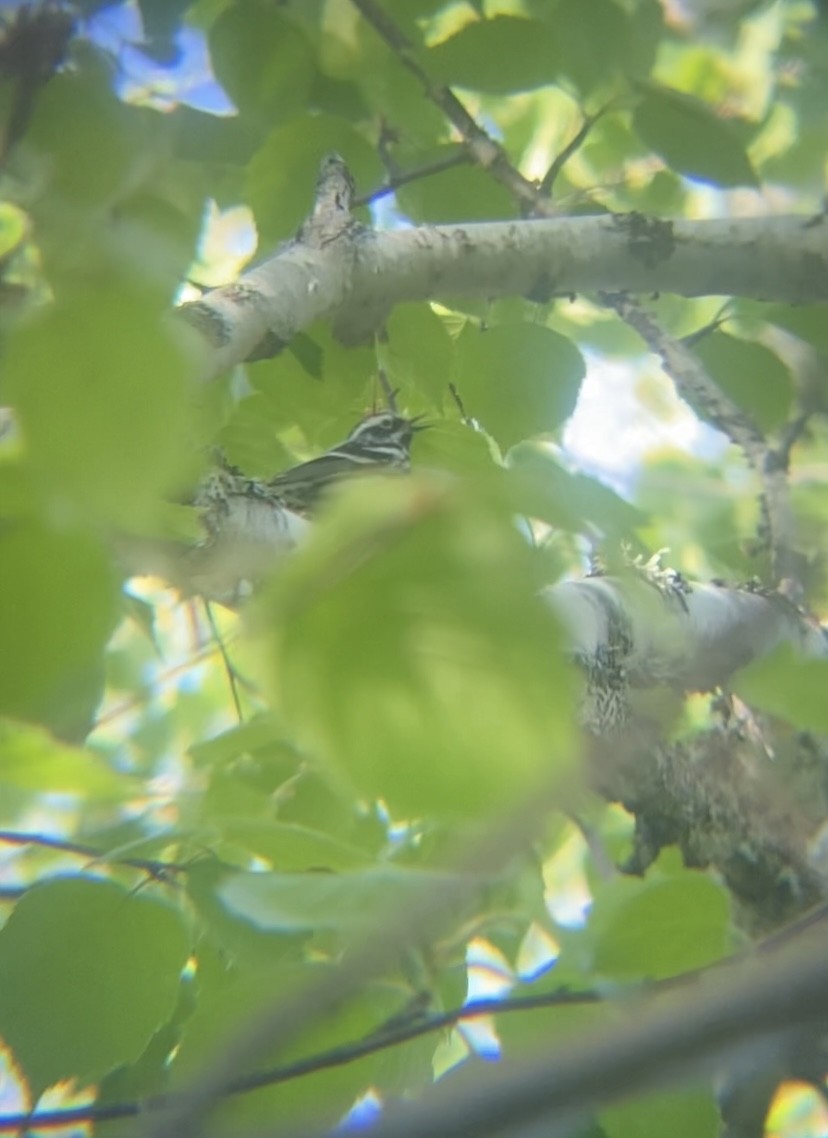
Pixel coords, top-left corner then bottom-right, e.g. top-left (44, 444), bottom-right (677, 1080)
top-left (179, 211), bottom-right (828, 384)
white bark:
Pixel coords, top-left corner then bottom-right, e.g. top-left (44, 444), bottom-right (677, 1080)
top-left (181, 213), bottom-right (828, 383)
top-left (547, 575), bottom-right (827, 695)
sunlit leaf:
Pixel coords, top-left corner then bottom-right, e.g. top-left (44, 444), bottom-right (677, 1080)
top-left (0, 719), bottom-right (130, 797)
top-left (0, 524), bottom-right (119, 735)
top-left (256, 476), bottom-right (577, 818)
top-left (2, 286), bottom-right (194, 527)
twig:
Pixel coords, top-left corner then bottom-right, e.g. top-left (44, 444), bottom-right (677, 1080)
top-left (538, 105), bottom-right (611, 199)
top-left (0, 988), bottom-right (606, 1134)
top-left (350, 0), bottom-right (546, 214)
top-left (275, 923), bottom-right (828, 1138)
top-left (139, 786), bottom-right (563, 1138)
top-left (203, 600), bottom-right (246, 722)
top-left (1, 901), bottom-right (824, 1134)
top-left (376, 365), bottom-right (399, 412)
top-left (0, 830), bottom-right (187, 885)
top-left (355, 149), bottom-right (472, 207)
top-left (600, 292), bottom-right (800, 588)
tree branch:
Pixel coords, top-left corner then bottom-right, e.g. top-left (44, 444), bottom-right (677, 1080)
top-left (274, 926), bottom-right (828, 1138)
top-left (601, 293), bottom-right (801, 589)
top-left (180, 210), bottom-right (828, 384)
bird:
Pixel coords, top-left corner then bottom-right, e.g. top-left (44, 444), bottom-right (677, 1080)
top-left (264, 411), bottom-right (427, 515)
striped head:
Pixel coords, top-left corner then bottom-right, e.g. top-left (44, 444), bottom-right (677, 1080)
top-left (267, 411), bottom-right (427, 514)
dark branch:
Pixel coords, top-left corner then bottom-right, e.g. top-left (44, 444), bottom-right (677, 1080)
top-left (0, 830), bottom-right (187, 885)
top-left (355, 149), bottom-right (472, 207)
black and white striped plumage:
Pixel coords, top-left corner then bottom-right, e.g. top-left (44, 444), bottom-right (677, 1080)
top-left (266, 411), bottom-right (426, 515)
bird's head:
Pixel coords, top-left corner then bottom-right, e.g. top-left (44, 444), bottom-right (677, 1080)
top-left (346, 412), bottom-right (429, 451)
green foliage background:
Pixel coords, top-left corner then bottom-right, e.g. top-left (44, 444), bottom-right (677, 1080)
top-left (0, 0), bottom-right (827, 1135)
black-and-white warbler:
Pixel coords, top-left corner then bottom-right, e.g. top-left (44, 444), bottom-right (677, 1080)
top-left (266, 411), bottom-right (427, 515)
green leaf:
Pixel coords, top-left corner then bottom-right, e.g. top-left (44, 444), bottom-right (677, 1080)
top-left (0, 719), bottom-right (130, 798)
top-left (173, 960), bottom-right (427, 1129)
top-left (257, 475), bottom-right (577, 818)
top-left (0, 878), bottom-right (189, 1096)
top-left (633, 83), bottom-right (758, 187)
top-left (0, 524), bottom-right (119, 734)
top-left (764, 303), bottom-right (828, 354)
top-left (694, 331), bottom-right (792, 433)
top-left (209, 3), bottom-right (315, 125)
top-left (246, 115), bottom-right (382, 246)
top-left (506, 445), bottom-right (648, 535)
top-left (27, 71), bottom-right (137, 206)
top-left (602, 1087), bottom-right (719, 1138)
top-left (220, 821), bottom-right (371, 871)
top-left (454, 324), bottom-right (585, 450)
top-left (589, 872), bottom-right (731, 981)
top-left (428, 17), bottom-right (560, 94)
top-left (385, 304), bottom-right (455, 408)
top-left (735, 644), bottom-right (828, 733)
top-left (2, 286), bottom-right (194, 527)
top-left (0, 202), bottom-right (27, 262)
top-left (186, 858), bottom-right (309, 966)
top-left (396, 152), bottom-right (516, 224)
top-left (551, 0), bottom-right (635, 94)
top-left (216, 865), bottom-right (471, 933)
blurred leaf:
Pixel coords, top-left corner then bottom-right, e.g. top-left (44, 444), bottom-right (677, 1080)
top-left (186, 857), bottom-right (309, 965)
top-left (0, 719), bottom-right (129, 797)
top-left (220, 821), bottom-right (370, 870)
top-left (589, 872), bottom-right (731, 981)
top-left (27, 70), bottom-right (137, 206)
top-left (633, 83), bottom-right (758, 187)
top-left (454, 324), bottom-right (585, 450)
top-left (506, 444), bottom-right (647, 535)
top-left (428, 17), bottom-right (560, 94)
top-left (0, 877), bottom-right (189, 1096)
top-left (735, 644), bottom-right (828, 733)
top-left (217, 864), bottom-right (471, 933)
top-left (257, 475), bottom-right (577, 818)
top-left (0, 523), bottom-right (119, 733)
top-left (0, 202), bottom-right (27, 262)
top-left (2, 286), bottom-right (193, 527)
top-left (246, 115), bottom-right (382, 246)
top-left (551, 0), bottom-right (636, 93)
top-left (764, 303), bottom-right (828, 355)
top-left (174, 959), bottom-right (429, 1128)
top-left (218, 394), bottom-right (295, 478)
top-left (209, 3), bottom-right (314, 125)
top-left (602, 1087), bottom-right (719, 1138)
top-left (694, 331), bottom-right (792, 433)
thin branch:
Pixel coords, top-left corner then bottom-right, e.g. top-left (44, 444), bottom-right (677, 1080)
top-left (0, 830), bottom-right (187, 885)
top-left (350, 0), bottom-right (546, 214)
top-left (355, 149), bottom-right (472, 207)
top-left (2, 903), bottom-right (825, 1134)
top-left (600, 292), bottom-right (800, 589)
top-left (278, 924), bottom-right (828, 1138)
top-left (139, 787), bottom-right (564, 1138)
top-left (538, 105), bottom-right (611, 199)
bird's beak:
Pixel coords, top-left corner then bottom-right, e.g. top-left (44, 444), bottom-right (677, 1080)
top-left (410, 415), bottom-right (431, 432)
